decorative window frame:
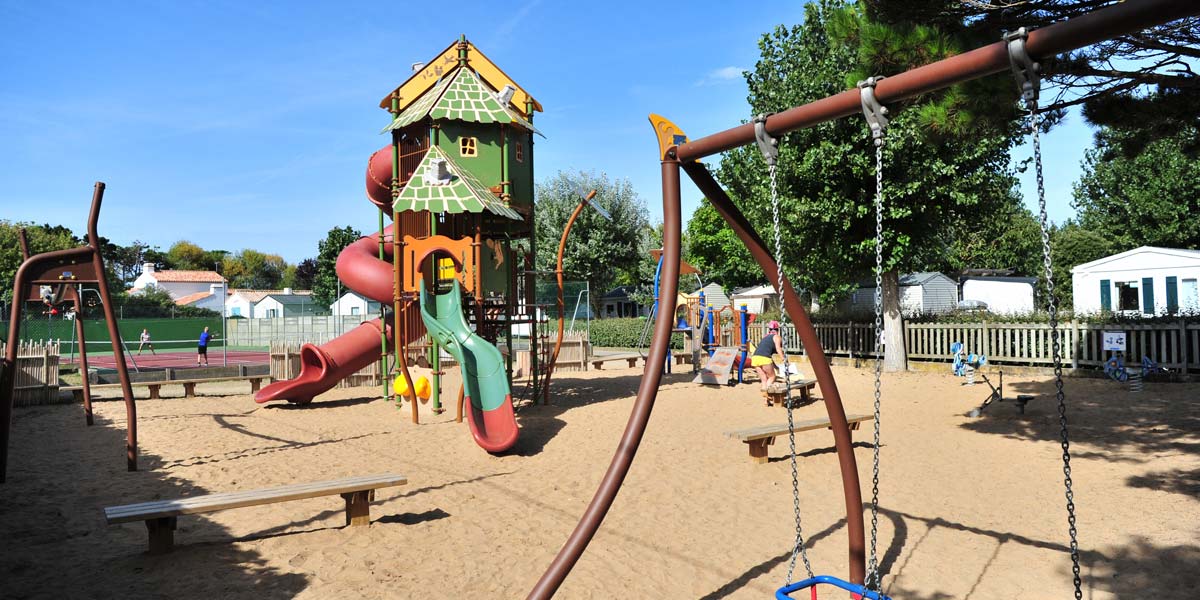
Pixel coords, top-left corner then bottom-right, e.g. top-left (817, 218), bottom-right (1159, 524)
top-left (460, 137), bottom-right (478, 157)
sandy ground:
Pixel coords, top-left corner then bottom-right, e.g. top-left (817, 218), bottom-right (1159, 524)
top-left (1, 363), bottom-right (1197, 599)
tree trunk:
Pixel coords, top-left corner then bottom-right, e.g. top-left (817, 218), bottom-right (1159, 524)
top-left (881, 270), bottom-right (907, 372)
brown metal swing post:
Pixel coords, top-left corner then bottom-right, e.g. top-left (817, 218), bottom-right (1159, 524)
top-left (1, 182), bottom-right (138, 482)
top-left (683, 160), bottom-right (866, 582)
top-left (544, 190), bottom-right (596, 405)
top-left (527, 160), bottom-right (682, 600)
top-left (529, 0), bottom-right (1200, 595)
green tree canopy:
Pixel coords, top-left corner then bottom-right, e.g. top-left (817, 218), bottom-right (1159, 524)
top-left (1073, 123), bottom-right (1200, 251)
top-left (710, 0), bottom-right (1033, 369)
top-left (222, 249), bottom-right (288, 290)
top-left (716, 1), bottom-right (1025, 302)
top-left (534, 171), bottom-right (650, 307)
top-left (313, 226), bottom-right (362, 308)
top-left (686, 199), bottom-right (760, 291)
top-left (165, 240), bottom-right (227, 271)
top-left (287, 258), bottom-right (318, 290)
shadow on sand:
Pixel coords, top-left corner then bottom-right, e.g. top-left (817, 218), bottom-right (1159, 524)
top-left (507, 371), bottom-right (695, 457)
top-left (701, 505), bottom-right (1200, 599)
top-left (0, 404), bottom-right (312, 598)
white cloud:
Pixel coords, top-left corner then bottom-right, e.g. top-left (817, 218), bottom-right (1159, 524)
top-left (695, 66), bottom-right (745, 87)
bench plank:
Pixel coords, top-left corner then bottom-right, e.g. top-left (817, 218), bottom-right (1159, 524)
top-left (591, 353), bottom-right (641, 370)
top-left (105, 474), bottom-right (406, 524)
top-left (725, 414), bottom-right (873, 442)
top-left (725, 414), bottom-right (874, 464)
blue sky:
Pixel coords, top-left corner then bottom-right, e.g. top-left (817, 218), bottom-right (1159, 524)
top-left (0, 0), bottom-right (1091, 265)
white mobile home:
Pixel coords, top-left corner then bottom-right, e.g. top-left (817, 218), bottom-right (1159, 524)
top-left (330, 291), bottom-right (381, 317)
top-left (1072, 246), bottom-right (1200, 315)
top-left (960, 277), bottom-right (1036, 314)
top-left (729, 283), bottom-right (777, 315)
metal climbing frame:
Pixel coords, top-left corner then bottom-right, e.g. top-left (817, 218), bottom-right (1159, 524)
top-left (527, 2), bottom-right (1200, 597)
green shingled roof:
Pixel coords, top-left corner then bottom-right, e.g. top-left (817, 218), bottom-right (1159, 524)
top-left (394, 145), bottom-right (522, 220)
top-left (381, 67), bottom-right (539, 134)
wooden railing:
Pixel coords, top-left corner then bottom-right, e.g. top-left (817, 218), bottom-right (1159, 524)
top-left (745, 320), bottom-right (1200, 372)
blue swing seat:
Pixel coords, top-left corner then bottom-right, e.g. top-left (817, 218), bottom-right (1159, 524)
top-left (776, 575), bottom-right (892, 600)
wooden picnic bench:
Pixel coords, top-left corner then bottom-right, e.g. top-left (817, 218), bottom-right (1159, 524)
top-left (764, 379), bottom-right (818, 407)
top-left (62, 374), bottom-right (268, 401)
top-left (590, 353), bottom-right (640, 370)
top-left (104, 473), bottom-right (407, 554)
top-left (725, 414), bottom-right (873, 464)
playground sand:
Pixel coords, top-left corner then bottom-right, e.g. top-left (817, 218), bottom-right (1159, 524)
top-left (1, 365), bottom-right (1197, 599)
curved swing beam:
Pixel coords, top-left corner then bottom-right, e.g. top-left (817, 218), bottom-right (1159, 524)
top-left (527, 2), bottom-right (1200, 597)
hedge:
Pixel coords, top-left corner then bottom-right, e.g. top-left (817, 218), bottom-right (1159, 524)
top-left (589, 318), bottom-right (685, 350)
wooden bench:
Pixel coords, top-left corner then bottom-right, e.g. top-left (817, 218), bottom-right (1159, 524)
top-left (725, 414), bottom-right (873, 464)
top-left (590, 353), bottom-right (640, 370)
top-left (62, 374), bottom-right (267, 401)
top-left (764, 379), bottom-right (818, 407)
top-left (104, 473), bottom-right (407, 554)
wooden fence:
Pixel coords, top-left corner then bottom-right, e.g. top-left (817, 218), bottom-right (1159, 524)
top-left (746, 320), bottom-right (1200, 372)
top-left (268, 342), bottom-right (383, 389)
top-left (0, 341), bottom-right (62, 406)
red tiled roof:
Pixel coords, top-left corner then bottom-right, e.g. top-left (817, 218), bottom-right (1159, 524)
top-left (174, 291), bottom-right (213, 306)
top-left (152, 270), bottom-right (224, 283)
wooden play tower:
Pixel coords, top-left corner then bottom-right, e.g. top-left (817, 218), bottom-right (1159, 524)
top-left (367, 36), bottom-right (550, 414)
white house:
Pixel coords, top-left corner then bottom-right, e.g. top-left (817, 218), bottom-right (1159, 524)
top-left (686, 282), bottom-right (731, 312)
top-left (174, 283), bottom-right (226, 312)
top-left (227, 288), bottom-right (315, 318)
top-left (130, 263), bottom-right (224, 300)
top-left (845, 272), bottom-right (958, 315)
top-left (330, 291), bottom-right (381, 317)
top-left (960, 276), bottom-right (1036, 314)
top-left (729, 283), bottom-right (777, 315)
top-left (254, 291), bottom-right (319, 318)
top-left (1072, 246), bottom-right (1200, 315)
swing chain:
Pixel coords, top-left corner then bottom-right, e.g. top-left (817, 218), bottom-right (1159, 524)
top-left (1007, 28), bottom-right (1082, 600)
top-left (859, 76), bottom-right (888, 592)
top-left (758, 113), bottom-right (815, 583)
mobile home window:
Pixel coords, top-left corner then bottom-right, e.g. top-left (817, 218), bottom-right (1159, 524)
top-left (1115, 281), bottom-right (1139, 312)
top-left (1183, 278), bottom-right (1199, 311)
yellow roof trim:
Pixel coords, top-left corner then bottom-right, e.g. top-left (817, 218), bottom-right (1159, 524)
top-left (379, 39), bottom-right (543, 117)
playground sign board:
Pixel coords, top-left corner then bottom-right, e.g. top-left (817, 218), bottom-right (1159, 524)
top-left (1102, 331), bottom-right (1126, 352)
top-left (694, 347), bottom-right (739, 386)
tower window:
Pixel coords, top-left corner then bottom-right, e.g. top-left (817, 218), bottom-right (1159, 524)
top-left (460, 137), bottom-right (477, 157)
top-left (515, 141), bottom-right (524, 162)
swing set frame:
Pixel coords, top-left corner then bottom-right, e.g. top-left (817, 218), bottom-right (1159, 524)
top-left (528, 2), bottom-right (1200, 597)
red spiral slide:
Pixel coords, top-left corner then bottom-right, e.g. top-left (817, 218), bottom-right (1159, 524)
top-left (254, 232), bottom-right (402, 405)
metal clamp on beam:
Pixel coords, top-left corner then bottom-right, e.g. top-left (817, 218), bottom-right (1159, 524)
top-left (857, 77), bottom-right (889, 146)
top-left (753, 113), bottom-right (779, 167)
top-left (1003, 27), bottom-right (1040, 109)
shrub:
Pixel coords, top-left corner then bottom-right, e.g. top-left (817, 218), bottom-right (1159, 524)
top-left (589, 317), bottom-right (684, 350)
